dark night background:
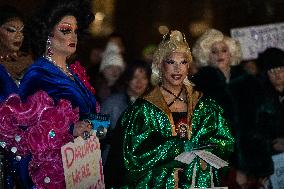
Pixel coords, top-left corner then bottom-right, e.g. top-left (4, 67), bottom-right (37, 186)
top-left (1, 0), bottom-right (284, 61)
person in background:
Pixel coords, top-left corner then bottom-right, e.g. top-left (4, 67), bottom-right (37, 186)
top-left (0, 5), bottom-right (33, 86)
top-left (105, 30), bottom-right (234, 188)
top-left (0, 5), bottom-right (33, 189)
top-left (191, 28), bottom-right (244, 135)
top-left (107, 32), bottom-right (126, 56)
top-left (241, 60), bottom-right (258, 75)
top-left (100, 59), bottom-right (151, 165)
top-left (94, 41), bottom-right (126, 103)
top-left (257, 48), bottom-right (284, 154)
top-left (192, 28), bottom-right (243, 83)
top-left (192, 28), bottom-right (273, 189)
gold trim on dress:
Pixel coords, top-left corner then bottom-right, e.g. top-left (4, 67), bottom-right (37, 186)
top-left (142, 84), bottom-right (202, 139)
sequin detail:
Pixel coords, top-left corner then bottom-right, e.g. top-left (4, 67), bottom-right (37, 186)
top-left (48, 130), bottom-right (55, 138)
top-left (115, 94), bottom-right (234, 188)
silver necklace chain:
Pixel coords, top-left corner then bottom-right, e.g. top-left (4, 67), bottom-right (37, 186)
top-left (43, 56), bottom-right (73, 78)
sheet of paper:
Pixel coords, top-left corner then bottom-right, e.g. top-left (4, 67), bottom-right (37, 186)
top-left (175, 150), bottom-right (228, 169)
top-left (175, 151), bottom-right (196, 164)
top-left (194, 150), bottom-right (228, 169)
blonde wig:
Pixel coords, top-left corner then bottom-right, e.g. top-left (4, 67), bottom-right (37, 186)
top-left (151, 30), bottom-right (192, 85)
top-left (192, 29), bottom-right (242, 67)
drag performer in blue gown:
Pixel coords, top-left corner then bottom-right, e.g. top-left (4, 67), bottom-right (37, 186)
top-left (8, 1), bottom-right (96, 188)
top-left (19, 57), bottom-right (97, 118)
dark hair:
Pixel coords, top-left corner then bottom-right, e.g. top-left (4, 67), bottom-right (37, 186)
top-left (115, 60), bottom-right (152, 91)
top-left (125, 60), bottom-right (152, 84)
top-left (257, 47), bottom-right (284, 72)
top-left (0, 5), bottom-right (23, 26)
top-left (27, 0), bottom-right (94, 57)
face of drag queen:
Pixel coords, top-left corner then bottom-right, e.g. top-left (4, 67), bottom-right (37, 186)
top-left (50, 15), bottom-right (78, 57)
top-left (209, 41), bottom-right (231, 74)
top-left (0, 18), bottom-right (24, 53)
top-left (161, 51), bottom-right (189, 88)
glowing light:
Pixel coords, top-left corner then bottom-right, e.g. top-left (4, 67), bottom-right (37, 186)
top-left (189, 21), bottom-right (210, 37)
top-left (95, 12), bottom-right (105, 21)
top-left (158, 25), bottom-right (169, 35)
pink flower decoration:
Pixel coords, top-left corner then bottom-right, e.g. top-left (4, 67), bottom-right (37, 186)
top-left (69, 61), bottom-right (96, 95)
top-left (0, 91), bottom-right (79, 188)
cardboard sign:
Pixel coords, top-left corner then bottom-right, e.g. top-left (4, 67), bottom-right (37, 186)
top-left (270, 152), bottom-right (284, 189)
top-left (61, 135), bottom-right (105, 189)
top-left (230, 23), bottom-right (284, 60)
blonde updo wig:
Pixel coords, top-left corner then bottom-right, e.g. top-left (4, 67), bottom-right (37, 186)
top-left (192, 29), bottom-right (242, 67)
top-left (151, 30), bottom-right (192, 85)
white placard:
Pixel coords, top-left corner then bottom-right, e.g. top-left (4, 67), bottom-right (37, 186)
top-left (270, 152), bottom-right (284, 189)
top-left (230, 23), bottom-right (284, 60)
top-left (61, 135), bottom-right (105, 189)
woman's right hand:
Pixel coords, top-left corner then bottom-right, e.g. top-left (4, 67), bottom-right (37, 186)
top-left (73, 120), bottom-right (92, 138)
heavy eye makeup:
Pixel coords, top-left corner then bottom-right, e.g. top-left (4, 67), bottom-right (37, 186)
top-left (58, 24), bottom-right (77, 35)
top-left (164, 59), bottom-right (188, 65)
top-left (59, 26), bottom-right (72, 35)
top-left (3, 26), bottom-right (24, 33)
top-left (180, 60), bottom-right (188, 65)
top-left (164, 59), bottom-right (175, 64)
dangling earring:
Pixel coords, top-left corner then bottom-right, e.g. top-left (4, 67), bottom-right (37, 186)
top-left (45, 36), bottom-right (53, 61)
top-left (158, 70), bottom-right (163, 84)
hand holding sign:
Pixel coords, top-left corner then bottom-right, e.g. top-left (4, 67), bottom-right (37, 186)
top-left (61, 135), bottom-right (105, 189)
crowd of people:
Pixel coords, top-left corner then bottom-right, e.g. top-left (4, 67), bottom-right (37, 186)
top-left (0, 0), bottom-right (283, 189)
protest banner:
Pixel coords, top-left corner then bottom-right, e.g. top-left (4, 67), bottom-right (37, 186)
top-left (230, 23), bottom-right (284, 60)
top-left (61, 135), bottom-right (105, 189)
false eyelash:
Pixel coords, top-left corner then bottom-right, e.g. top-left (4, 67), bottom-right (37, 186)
top-left (180, 60), bottom-right (188, 64)
top-left (5, 27), bottom-right (17, 32)
top-left (59, 28), bottom-right (72, 35)
top-left (164, 59), bottom-right (175, 64)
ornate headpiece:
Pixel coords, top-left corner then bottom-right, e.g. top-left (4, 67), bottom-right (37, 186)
top-left (151, 30), bottom-right (192, 85)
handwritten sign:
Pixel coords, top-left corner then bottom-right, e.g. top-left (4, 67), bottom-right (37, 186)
top-left (270, 152), bottom-right (284, 189)
top-left (230, 23), bottom-right (284, 60)
top-left (61, 135), bottom-right (105, 189)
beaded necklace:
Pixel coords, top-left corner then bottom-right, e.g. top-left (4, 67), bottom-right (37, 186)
top-left (43, 56), bottom-right (74, 79)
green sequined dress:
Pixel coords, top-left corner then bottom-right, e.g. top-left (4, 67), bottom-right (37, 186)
top-left (105, 85), bottom-right (234, 188)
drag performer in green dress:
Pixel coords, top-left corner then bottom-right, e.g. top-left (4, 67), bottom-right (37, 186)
top-left (105, 30), bottom-right (234, 188)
